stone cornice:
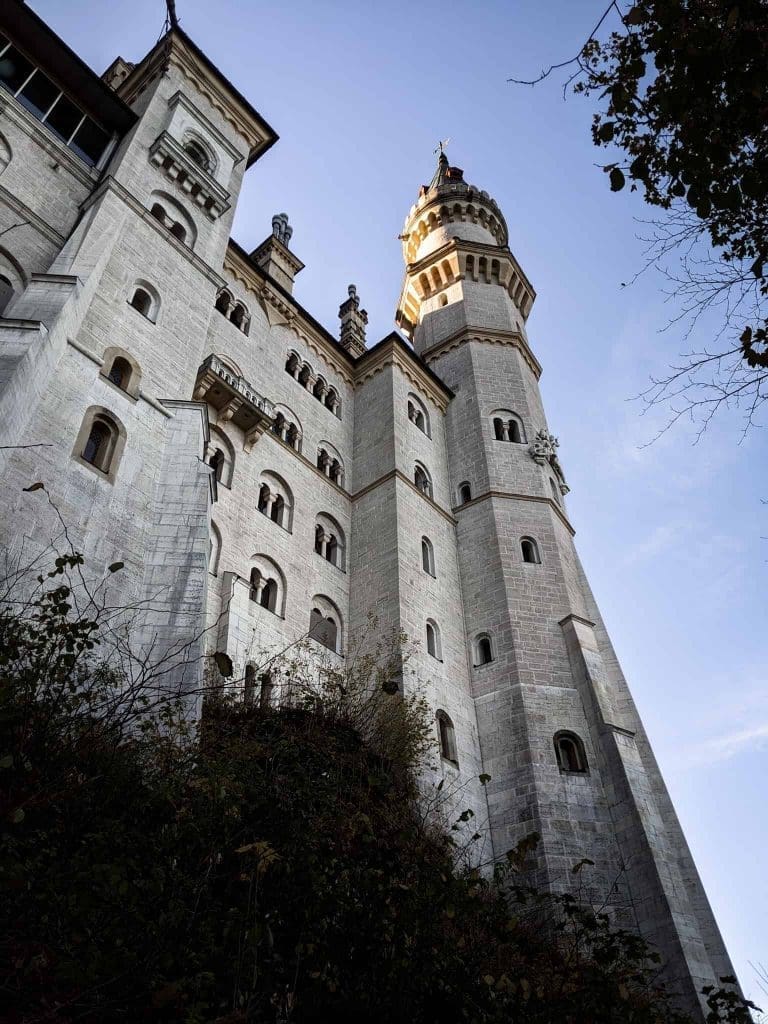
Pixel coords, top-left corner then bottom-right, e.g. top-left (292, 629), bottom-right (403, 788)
top-left (223, 245), bottom-right (355, 385)
top-left (353, 334), bottom-right (452, 413)
top-left (351, 468), bottom-right (457, 526)
top-left (118, 31), bottom-right (277, 166)
top-left (422, 326), bottom-right (543, 380)
top-left (454, 488), bottom-right (575, 535)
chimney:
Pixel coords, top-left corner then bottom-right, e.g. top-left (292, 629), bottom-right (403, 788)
top-left (251, 213), bottom-right (304, 294)
top-left (338, 284), bottom-right (368, 357)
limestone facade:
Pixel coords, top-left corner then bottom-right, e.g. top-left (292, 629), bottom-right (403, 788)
top-left (0, 4), bottom-right (737, 1017)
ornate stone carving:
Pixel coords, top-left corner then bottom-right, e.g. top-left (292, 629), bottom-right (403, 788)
top-left (529, 429), bottom-right (570, 495)
top-left (271, 212), bottom-right (293, 245)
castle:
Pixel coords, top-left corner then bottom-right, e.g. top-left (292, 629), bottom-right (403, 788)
top-left (0, 2), bottom-right (738, 1016)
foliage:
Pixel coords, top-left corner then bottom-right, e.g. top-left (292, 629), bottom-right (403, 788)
top-left (512, 1), bottom-right (768, 434)
top-left (0, 553), bottom-right (759, 1022)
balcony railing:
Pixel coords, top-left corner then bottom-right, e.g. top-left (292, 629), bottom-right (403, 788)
top-left (194, 354), bottom-right (274, 451)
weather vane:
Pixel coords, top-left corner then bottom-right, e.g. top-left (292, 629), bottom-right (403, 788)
top-left (434, 138), bottom-right (451, 156)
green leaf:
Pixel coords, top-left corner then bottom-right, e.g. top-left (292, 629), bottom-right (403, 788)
top-left (11, 807), bottom-right (24, 823)
top-left (0, 754), bottom-right (12, 769)
top-left (598, 121), bottom-right (615, 143)
top-left (609, 167), bottom-right (625, 192)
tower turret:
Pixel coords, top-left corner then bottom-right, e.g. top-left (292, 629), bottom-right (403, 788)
top-left (396, 152), bottom-right (534, 355)
top-left (394, 153), bottom-right (739, 1020)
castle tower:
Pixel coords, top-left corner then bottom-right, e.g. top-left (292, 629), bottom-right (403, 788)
top-left (395, 153), bottom-right (737, 1017)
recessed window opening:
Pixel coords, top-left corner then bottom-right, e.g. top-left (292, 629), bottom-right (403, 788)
top-left (407, 395), bottom-right (430, 436)
top-left (426, 619), bottom-right (441, 660)
top-left (130, 287), bottom-right (152, 318)
top-left (215, 289), bottom-right (231, 315)
top-left (492, 412), bottom-right (525, 444)
top-left (209, 448), bottom-right (225, 483)
top-left (437, 710), bottom-right (458, 765)
top-left (521, 537), bottom-right (540, 564)
top-left (554, 731), bottom-right (588, 774)
top-left (169, 221), bottom-right (186, 242)
top-left (458, 482), bottom-right (472, 505)
top-left (250, 568), bottom-right (278, 613)
top-left (309, 602), bottom-right (341, 654)
top-left (82, 420), bottom-right (111, 470)
top-left (414, 464), bottom-right (432, 499)
top-left (184, 139), bottom-right (211, 171)
top-left (475, 634), bottom-right (493, 666)
top-left (150, 202), bottom-right (166, 224)
top-left (421, 536), bottom-right (435, 576)
top-left (106, 356), bottom-right (131, 390)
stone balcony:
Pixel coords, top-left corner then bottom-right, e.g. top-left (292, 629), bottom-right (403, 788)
top-left (149, 132), bottom-right (231, 220)
top-left (193, 354), bottom-right (274, 450)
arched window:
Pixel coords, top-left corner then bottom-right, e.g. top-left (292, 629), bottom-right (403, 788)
top-left (106, 356), bottom-right (131, 390)
top-left (0, 273), bottom-right (13, 314)
top-left (407, 394), bottom-right (430, 436)
top-left (554, 732), bottom-right (588, 774)
top-left (130, 287), bottom-right (151, 318)
top-left (250, 568), bottom-right (278, 613)
top-left (521, 537), bottom-right (541, 564)
top-left (474, 633), bottom-right (493, 666)
top-left (83, 420), bottom-right (111, 469)
top-left (414, 464), bottom-right (432, 499)
top-left (315, 513), bottom-right (345, 569)
top-left (271, 406), bottom-right (303, 453)
top-left (230, 302), bottom-right (249, 335)
top-left (74, 407), bottom-right (126, 481)
top-left (437, 710), bottom-right (458, 765)
top-left (325, 388), bottom-right (340, 416)
top-left (421, 536), bottom-right (435, 576)
top-left (101, 348), bottom-right (141, 398)
top-left (256, 472), bottom-right (293, 530)
top-left (313, 377), bottom-right (326, 400)
top-left (549, 478), bottom-right (561, 506)
top-left (458, 482), bottom-right (472, 505)
top-left (317, 444), bottom-right (344, 487)
top-left (491, 410), bottom-right (526, 444)
top-left (184, 139), bottom-right (211, 171)
top-left (309, 596), bottom-right (343, 654)
top-left (127, 280), bottom-right (160, 323)
top-left (215, 289), bottom-right (231, 315)
top-left (285, 352), bottom-right (300, 377)
top-left (426, 619), bottom-right (441, 660)
top-left (149, 191), bottom-right (196, 248)
top-left (208, 448), bottom-right (225, 483)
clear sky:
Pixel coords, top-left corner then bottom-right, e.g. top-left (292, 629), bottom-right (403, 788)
top-left (31, 0), bottom-right (767, 1007)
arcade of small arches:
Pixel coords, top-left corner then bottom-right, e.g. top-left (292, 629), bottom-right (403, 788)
top-left (404, 199), bottom-right (507, 264)
top-left (314, 513), bottom-right (345, 570)
top-left (317, 445), bottom-right (344, 487)
top-left (149, 192), bottom-right (196, 248)
top-left (271, 410), bottom-right (302, 452)
top-left (214, 287), bottom-right (250, 335)
top-left (407, 393), bottom-right (431, 436)
top-left (492, 411), bottom-right (526, 444)
top-left (285, 351), bottom-right (341, 417)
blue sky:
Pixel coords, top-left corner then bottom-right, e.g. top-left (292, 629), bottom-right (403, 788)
top-left (33, 0), bottom-right (767, 1006)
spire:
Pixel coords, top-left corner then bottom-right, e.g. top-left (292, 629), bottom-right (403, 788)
top-left (338, 284), bottom-right (368, 358)
top-left (251, 213), bottom-right (304, 294)
top-left (420, 142), bottom-right (465, 197)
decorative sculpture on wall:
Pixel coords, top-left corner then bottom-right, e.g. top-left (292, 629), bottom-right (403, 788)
top-left (271, 212), bottom-right (293, 246)
top-left (529, 429), bottom-right (570, 495)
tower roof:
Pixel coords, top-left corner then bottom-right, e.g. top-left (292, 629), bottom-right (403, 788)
top-left (423, 151), bottom-right (466, 195)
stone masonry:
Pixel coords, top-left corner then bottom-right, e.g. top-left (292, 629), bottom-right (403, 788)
top-left (0, 4), bottom-right (737, 1017)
